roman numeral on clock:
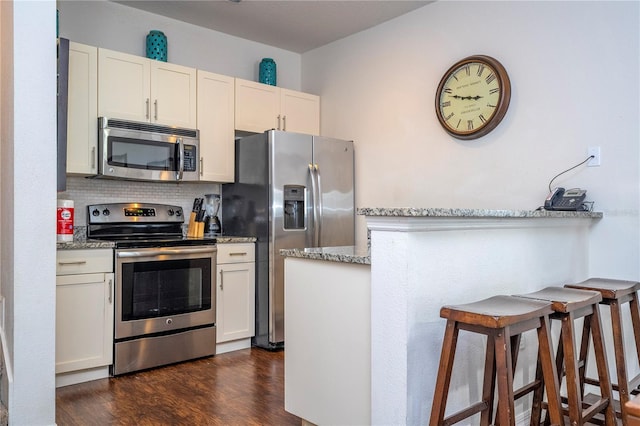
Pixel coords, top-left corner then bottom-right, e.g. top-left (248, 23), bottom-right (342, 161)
top-left (485, 73), bottom-right (496, 84)
top-left (467, 120), bottom-right (474, 130)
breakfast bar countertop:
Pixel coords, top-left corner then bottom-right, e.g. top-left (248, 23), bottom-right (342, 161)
top-left (280, 246), bottom-right (371, 265)
top-left (357, 207), bottom-right (603, 218)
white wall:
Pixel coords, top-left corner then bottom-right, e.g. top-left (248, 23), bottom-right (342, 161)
top-left (303, 1), bottom-right (640, 280)
top-left (58, 0), bottom-right (303, 91)
top-left (1, 0), bottom-right (57, 424)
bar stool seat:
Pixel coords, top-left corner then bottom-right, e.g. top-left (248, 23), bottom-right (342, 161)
top-left (515, 286), bottom-right (616, 425)
top-left (429, 295), bottom-right (563, 426)
top-left (565, 278), bottom-right (640, 425)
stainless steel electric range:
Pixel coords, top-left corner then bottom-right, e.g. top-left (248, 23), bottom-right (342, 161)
top-left (87, 202), bottom-right (217, 375)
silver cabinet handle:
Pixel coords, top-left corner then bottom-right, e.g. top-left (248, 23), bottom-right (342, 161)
top-left (108, 278), bottom-right (113, 304)
top-left (283, 115), bottom-right (287, 131)
top-left (146, 98), bottom-right (150, 119)
top-left (91, 146), bottom-right (96, 170)
top-left (200, 157), bottom-right (203, 176)
top-left (277, 114), bottom-right (281, 130)
top-left (229, 252), bottom-right (247, 256)
top-left (58, 260), bottom-right (87, 266)
top-left (154, 99), bottom-right (158, 121)
top-left (219, 270), bottom-right (223, 290)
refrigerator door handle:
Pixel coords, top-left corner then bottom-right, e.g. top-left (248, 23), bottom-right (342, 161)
top-left (308, 163), bottom-right (320, 246)
top-left (315, 164), bottom-right (323, 247)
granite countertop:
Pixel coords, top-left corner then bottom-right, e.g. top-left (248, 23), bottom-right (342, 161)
top-left (357, 207), bottom-right (603, 219)
top-left (280, 246), bottom-right (371, 265)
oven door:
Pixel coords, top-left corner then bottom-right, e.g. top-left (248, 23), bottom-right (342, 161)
top-left (115, 246), bottom-right (216, 340)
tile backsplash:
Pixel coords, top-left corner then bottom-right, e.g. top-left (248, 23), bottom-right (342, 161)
top-left (59, 176), bottom-right (221, 226)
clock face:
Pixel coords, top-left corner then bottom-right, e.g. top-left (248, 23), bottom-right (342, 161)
top-left (435, 55), bottom-right (511, 140)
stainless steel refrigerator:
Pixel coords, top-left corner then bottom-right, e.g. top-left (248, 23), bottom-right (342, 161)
top-left (221, 130), bottom-right (355, 349)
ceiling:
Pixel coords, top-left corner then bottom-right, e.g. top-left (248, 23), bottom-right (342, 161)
top-left (113, 0), bottom-right (432, 53)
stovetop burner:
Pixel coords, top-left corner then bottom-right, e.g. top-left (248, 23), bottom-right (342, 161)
top-left (87, 202), bottom-right (217, 248)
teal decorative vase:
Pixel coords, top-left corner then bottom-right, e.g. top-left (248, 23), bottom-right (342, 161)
top-left (146, 30), bottom-right (167, 62)
top-left (259, 58), bottom-right (276, 86)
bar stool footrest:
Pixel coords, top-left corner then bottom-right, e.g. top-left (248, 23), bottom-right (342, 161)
top-left (584, 393), bottom-right (623, 419)
top-left (442, 401), bottom-right (489, 426)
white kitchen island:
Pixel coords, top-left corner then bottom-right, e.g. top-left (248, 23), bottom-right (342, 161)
top-left (282, 246), bottom-right (371, 426)
top-left (360, 207), bottom-right (603, 425)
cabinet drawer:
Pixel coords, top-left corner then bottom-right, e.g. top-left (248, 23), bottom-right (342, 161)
top-left (217, 243), bottom-right (255, 264)
top-left (56, 249), bottom-right (113, 275)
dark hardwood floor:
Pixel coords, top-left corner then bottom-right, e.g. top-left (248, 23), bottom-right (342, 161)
top-left (56, 348), bottom-right (301, 425)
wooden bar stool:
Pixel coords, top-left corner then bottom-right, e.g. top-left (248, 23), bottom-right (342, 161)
top-left (429, 295), bottom-right (564, 426)
top-left (514, 286), bottom-right (616, 425)
top-left (565, 278), bottom-right (640, 425)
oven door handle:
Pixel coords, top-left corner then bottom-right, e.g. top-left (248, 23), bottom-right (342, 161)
top-left (116, 247), bottom-right (216, 258)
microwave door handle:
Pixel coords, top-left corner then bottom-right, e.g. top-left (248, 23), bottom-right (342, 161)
top-left (176, 138), bottom-right (184, 181)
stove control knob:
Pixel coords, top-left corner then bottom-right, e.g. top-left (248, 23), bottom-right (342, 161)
top-left (166, 318), bottom-right (173, 325)
top-left (167, 209), bottom-right (175, 216)
top-left (91, 209), bottom-right (100, 217)
top-left (102, 208), bottom-right (110, 216)
top-left (176, 209), bottom-right (182, 217)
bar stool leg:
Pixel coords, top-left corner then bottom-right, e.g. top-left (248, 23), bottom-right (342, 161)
top-left (590, 306), bottom-right (617, 425)
top-left (577, 315), bottom-right (592, 398)
top-left (528, 352), bottom-right (549, 426)
top-left (630, 292), bottom-right (640, 386)
top-left (430, 320), bottom-right (460, 425)
top-left (481, 336), bottom-right (497, 426)
top-left (611, 299), bottom-right (633, 425)
top-left (537, 316), bottom-right (564, 426)
top-left (561, 313), bottom-right (584, 423)
top-left (494, 328), bottom-right (516, 426)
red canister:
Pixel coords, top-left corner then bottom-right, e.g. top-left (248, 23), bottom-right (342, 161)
top-left (57, 199), bottom-right (74, 242)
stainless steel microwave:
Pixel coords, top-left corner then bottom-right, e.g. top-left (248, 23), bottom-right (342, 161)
top-left (98, 117), bottom-right (200, 182)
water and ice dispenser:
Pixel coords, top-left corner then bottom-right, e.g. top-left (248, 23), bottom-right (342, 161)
top-left (283, 185), bottom-right (305, 230)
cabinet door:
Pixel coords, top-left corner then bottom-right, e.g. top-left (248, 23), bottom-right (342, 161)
top-left (197, 70), bottom-right (235, 182)
top-left (234, 78), bottom-right (279, 133)
top-left (98, 48), bottom-right (150, 122)
top-left (151, 61), bottom-right (197, 128)
top-left (216, 262), bottom-right (255, 343)
top-left (67, 42), bottom-right (98, 175)
top-left (56, 272), bottom-right (114, 374)
top-left (280, 88), bottom-right (320, 135)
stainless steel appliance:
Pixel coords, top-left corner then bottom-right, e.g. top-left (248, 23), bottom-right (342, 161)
top-left (97, 117), bottom-right (200, 182)
top-left (222, 130), bottom-right (355, 349)
top-left (87, 202), bottom-right (217, 375)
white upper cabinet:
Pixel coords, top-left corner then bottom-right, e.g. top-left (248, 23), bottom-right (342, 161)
top-left (67, 41), bottom-right (98, 175)
top-left (151, 61), bottom-right (197, 128)
top-left (280, 88), bottom-right (320, 135)
top-left (197, 70), bottom-right (235, 183)
top-left (234, 78), bottom-right (279, 133)
top-left (235, 78), bottom-right (320, 135)
top-left (98, 48), bottom-right (196, 128)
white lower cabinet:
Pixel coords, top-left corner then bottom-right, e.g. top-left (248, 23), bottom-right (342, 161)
top-left (56, 249), bottom-right (114, 387)
top-left (216, 243), bottom-right (255, 353)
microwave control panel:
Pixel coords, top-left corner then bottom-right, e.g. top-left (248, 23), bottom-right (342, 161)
top-left (183, 145), bottom-right (197, 172)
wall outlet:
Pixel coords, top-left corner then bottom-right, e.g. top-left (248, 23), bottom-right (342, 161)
top-left (587, 146), bottom-right (601, 167)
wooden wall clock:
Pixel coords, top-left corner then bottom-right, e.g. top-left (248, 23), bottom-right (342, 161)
top-left (435, 55), bottom-right (511, 140)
